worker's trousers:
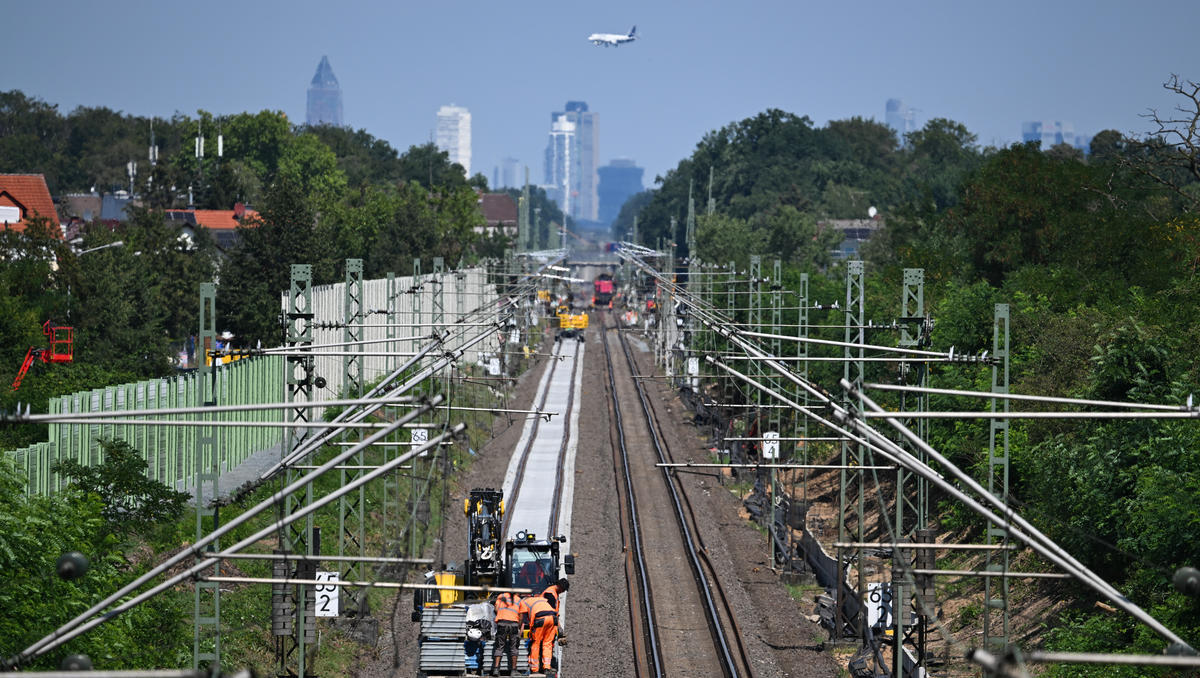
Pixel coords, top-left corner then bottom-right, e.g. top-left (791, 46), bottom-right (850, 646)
top-left (529, 621), bottom-right (557, 672)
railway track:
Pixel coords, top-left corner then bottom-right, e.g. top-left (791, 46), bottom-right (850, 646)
top-left (501, 337), bottom-right (583, 541)
top-left (599, 312), bottom-right (756, 678)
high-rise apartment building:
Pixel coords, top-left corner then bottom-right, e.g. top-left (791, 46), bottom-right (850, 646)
top-left (885, 99), bottom-right (915, 144)
top-left (544, 101), bottom-right (598, 222)
top-left (597, 159), bottom-right (644, 227)
top-left (307, 56), bottom-right (343, 127)
top-left (436, 105), bottom-right (472, 176)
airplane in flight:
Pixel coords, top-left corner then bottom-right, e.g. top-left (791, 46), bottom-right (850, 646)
top-left (588, 26), bottom-right (637, 47)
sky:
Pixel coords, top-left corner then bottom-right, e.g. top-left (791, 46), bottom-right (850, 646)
top-left (3, 0), bottom-right (1198, 191)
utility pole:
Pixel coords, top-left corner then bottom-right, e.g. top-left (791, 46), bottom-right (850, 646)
top-left (193, 283), bottom-right (219, 671)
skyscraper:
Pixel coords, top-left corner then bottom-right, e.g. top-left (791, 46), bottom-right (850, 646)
top-left (499, 157), bottom-right (520, 189)
top-left (597, 159), bottom-right (644, 227)
top-left (885, 99), bottom-right (915, 144)
top-left (436, 105), bottom-right (472, 176)
top-left (307, 56), bottom-right (343, 127)
top-left (544, 101), bottom-right (599, 222)
top-left (544, 115), bottom-right (576, 216)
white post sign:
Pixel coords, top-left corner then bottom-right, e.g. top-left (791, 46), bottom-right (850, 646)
top-left (412, 428), bottom-right (429, 457)
top-left (762, 431), bottom-right (780, 460)
top-left (487, 357), bottom-right (501, 376)
top-left (315, 571), bottom-right (339, 618)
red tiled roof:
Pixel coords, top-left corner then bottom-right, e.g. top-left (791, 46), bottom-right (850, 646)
top-left (0, 174), bottom-right (60, 234)
top-left (164, 208), bottom-right (259, 230)
top-left (479, 193), bottom-right (517, 225)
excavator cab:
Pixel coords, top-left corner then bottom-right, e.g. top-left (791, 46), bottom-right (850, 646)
top-left (503, 531), bottom-right (575, 596)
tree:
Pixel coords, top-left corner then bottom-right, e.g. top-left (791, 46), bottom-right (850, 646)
top-left (218, 176), bottom-right (320, 345)
top-left (1129, 74), bottom-right (1200, 211)
top-left (611, 189), bottom-right (655, 242)
top-left (900, 118), bottom-right (983, 211)
top-left (695, 213), bottom-right (762, 270)
top-left (53, 438), bottom-right (189, 535)
top-left (396, 143), bottom-right (471, 190)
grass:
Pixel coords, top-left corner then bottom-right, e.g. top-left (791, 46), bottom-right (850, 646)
top-left (786, 580), bottom-right (826, 604)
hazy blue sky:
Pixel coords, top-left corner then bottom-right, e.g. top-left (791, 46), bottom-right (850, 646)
top-left (3, 1), bottom-right (1197, 189)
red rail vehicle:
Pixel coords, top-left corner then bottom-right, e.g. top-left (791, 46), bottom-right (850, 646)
top-left (592, 272), bottom-right (614, 308)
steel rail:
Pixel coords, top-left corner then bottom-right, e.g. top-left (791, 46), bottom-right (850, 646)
top-left (600, 318), bottom-right (664, 678)
top-left (617, 321), bottom-right (751, 678)
top-left (499, 340), bottom-right (563, 539)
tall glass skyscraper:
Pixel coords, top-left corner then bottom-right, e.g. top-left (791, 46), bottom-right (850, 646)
top-left (544, 115), bottom-right (576, 217)
top-left (436, 105), bottom-right (472, 176)
top-left (544, 101), bottom-right (598, 222)
top-left (306, 56), bottom-right (343, 127)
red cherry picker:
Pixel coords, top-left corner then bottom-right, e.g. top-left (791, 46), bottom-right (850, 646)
top-left (12, 320), bottom-right (74, 390)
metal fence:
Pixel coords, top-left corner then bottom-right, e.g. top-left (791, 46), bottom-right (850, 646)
top-left (5, 355), bottom-right (285, 496)
top-left (301, 267), bottom-right (497, 399)
top-left (4, 266), bottom-right (498, 498)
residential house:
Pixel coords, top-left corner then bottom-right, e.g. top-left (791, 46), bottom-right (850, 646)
top-left (478, 192), bottom-right (517, 237)
top-left (0, 174), bottom-right (62, 235)
top-left (164, 203), bottom-right (258, 251)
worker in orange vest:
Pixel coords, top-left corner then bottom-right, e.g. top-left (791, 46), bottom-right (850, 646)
top-left (522, 591), bottom-right (559, 675)
top-left (542, 578), bottom-right (569, 622)
top-left (490, 590), bottom-right (523, 676)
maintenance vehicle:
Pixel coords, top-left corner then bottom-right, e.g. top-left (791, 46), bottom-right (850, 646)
top-left (413, 488), bottom-right (574, 676)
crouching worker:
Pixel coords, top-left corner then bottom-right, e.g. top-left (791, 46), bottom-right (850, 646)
top-left (523, 591), bottom-right (559, 676)
top-left (489, 590), bottom-right (522, 676)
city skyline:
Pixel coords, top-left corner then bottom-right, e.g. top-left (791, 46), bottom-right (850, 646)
top-left (2, 1), bottom-right (1197, 188)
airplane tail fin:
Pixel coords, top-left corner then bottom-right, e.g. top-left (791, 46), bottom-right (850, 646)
top-left (629, 25), bottom-right (637, 37)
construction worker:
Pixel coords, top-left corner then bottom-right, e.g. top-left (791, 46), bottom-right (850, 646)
top-left (542, 578), bottom-right (569, 616)
top-left (522, 591), bottom-right (558, 675)
top-left (490, 590), bottom-right (523, 676)
top-left (542, 578), bottom-right (569, 655)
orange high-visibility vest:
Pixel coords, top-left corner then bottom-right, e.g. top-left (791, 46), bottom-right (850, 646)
top-left (543, 584), bottom-right (563, 612)
top-left (527, 597), bottom-right (557, 628)
top-left (495, 592), bottom-right (521, 623)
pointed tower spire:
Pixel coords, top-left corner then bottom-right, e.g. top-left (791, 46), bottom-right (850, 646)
top-left (307, 56), bottom-right (343, 126)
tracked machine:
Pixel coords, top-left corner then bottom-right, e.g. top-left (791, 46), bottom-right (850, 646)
top-left (414, 488), bottom-right (574, 676)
